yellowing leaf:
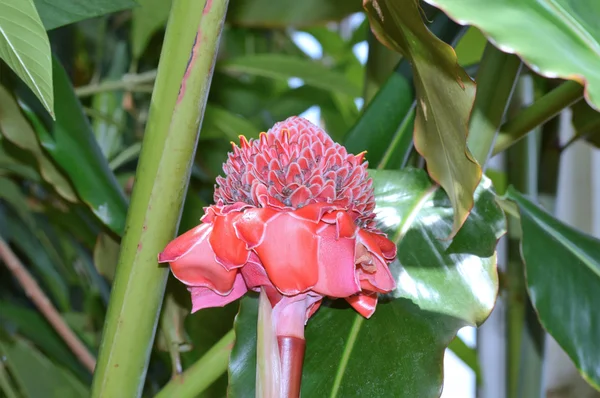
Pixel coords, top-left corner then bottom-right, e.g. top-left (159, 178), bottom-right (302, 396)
top-left (364, 0), bottom-right (481, 237)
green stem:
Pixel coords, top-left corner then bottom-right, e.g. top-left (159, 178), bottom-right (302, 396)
top-left (467, 44), bottom-right (521, 167)
top-left (492, 80), bottom-right (583, 156)
top-left (90, 0), bottom-right (228, 396)
top-left (155, 330), bottom-right (235, 398)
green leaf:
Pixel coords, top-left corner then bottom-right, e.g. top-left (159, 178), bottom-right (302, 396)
top-left (425, 0), bottom-right (600, 111)
top-left (131, 0), bottom-right (172, 59)
top-left (34, 0), bottom-right (138, 31)
top-left (364, 0), bottom-right (482, 238)
top-left (507, 187), bottom-right (600, 390)
top-left (0, 85), bottom-right (77, 202)
top-left (344, 14), bottom-right (463, 169)
top-left (228, 168), bottom-right (504, 397)
top-left (0, 0), bottom-right (54, 116)
top-left (226, 0), bottom-right (362, 27)
top-left (22, 57), bottom-right (128, 236)
top-left (201, 104), bottom-right (261, 141)
top-left (571, 100), bottom-right (600, 147)
top-left (0, 334), bottom-right (88, 397)
top-left (93, 233), bottom-right (120, 282)
top-left (0, 301), bottom-right (88, 382)
top-left (219, 54), bottom-right (362, 98)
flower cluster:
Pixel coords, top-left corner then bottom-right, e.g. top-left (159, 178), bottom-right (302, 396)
top-left (158, 116), bottom-right (396, 336)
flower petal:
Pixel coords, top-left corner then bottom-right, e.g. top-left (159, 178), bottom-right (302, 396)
top-left (158, 223), bottom-right (210, 263)
top-left (209, 211), bottom-right (250, 270)
top-left (312, 224), bottom-right (360, 297)
top-left (162, 224), bottom-right (238, 294)
top-left (356, 255), bottom-right (396, 293)
top-left (345, 292), bottom-right (378, 318)
top-left (233, 208), bottom-right (280, 249)
top-left (240, 213), bottom-right (319, 295)
top-left (189, 273), bottom-right (248, 312)
top-left (288, 202), bottom-right (335, 223)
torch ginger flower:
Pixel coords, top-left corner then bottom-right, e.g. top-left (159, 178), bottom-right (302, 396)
top-left (158, 116), bottom-right (396, 395)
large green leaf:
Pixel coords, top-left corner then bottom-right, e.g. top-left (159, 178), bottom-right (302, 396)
top-left (507, 187), bottom-right (600, 390)
top-left (219, 54), bottom-right (362, 98)
top-left (343, 13), bottom-right (463, 169)
top-left (229, 168), bottom-right (504, 397)
top-left (34, 0), bottom-right (138, 31)
top-left (0, 85), bottom-right (77, 202)
top-left (22, 57), bottom-right (128, 236)
top-left (227, 0), bottom-right (362, 27)
top-left (425, 0), bottom-right (600, 111)
top-left (0, 334), bottom-right (88, 397)
top-left (0, 0), bottom-right (53, 116)
top-left (364, 0), bottom-right (481, 237)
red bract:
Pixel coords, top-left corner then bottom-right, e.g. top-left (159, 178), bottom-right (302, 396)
top-left (158, 116), bottom-right (396, 334)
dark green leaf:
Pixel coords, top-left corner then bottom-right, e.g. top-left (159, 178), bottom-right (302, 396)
top-left (507, 187), bottom-right (600, 390)
top-left (201, 105), bottom-right (261, 141)
top-left (364, 0), bottom-right (482, 237)
top-left (34, 0), bottom-right (138, 31)
top-left (571, 100), bottom-right (600, 147)
top-left (0, 301), bottom-right (88, 382)
top-left (227, 0), bottom-right (362, 28)
top-left (229, 168), bottom-right (504, 397)
top-left (0, 334), bottom-right (88, 397)
top-left (219, 54), bottom-right (361, 98)
top-left (0, 85), bottom-right (77, 202)
top-left (425, 0), bottom-right (600, 110)
top-left (22, 57), bottom-right (128, 236)
top-left (0, 0), bottom-right (54, 116)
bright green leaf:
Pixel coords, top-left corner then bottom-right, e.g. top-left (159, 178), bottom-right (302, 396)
top-left (364, 0), bottom-right (482, 237)
top-left (34, 0), bottom-right (138, 31)
top-left (227, 0), bottom-right (362, 27)
top-left (202, 104), bottom-right (261, 141)
top-left (0, 0), bottom-right (54, 116)
top-left (131, 0), bottom-right (172, 58)
top-left (219, 54), bottom-right (362, 98)
top-left (425, 0), bottom-right (600, 111)
top-left (508, 187), bottom-right (600, 390)
top-left (229, 168), bottom-right (504, 397)
top-left (0, 85), bottom-right (77, 202)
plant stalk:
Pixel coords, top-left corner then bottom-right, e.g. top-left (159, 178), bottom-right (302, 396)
top-left (492, 80), bottom-right (583, 156)
top-left (154, 330), bottom-right (235, 398)
top-left (90, 0), bottom-right (228, 396)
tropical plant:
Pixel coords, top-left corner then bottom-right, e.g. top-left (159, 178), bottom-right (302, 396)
top-left (0, 0), bottom-right (598, 397)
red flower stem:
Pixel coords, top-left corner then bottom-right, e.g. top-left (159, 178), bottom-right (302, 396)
top-left (277, 336), bottom-right (306, 398)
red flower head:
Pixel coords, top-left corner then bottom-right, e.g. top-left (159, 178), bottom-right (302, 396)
top-left (158, 116), bottom-right (396, 338)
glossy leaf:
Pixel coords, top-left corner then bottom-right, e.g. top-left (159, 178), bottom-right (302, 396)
top-left (425, 0), bottom-right (600, 111)
top-left (228, 168), bottom-right (504, 397)
top-left (131, 0), bottom-right (172, 58)
top-left (219, 54), bottom-right (362, 98)
top-left (0, 0), bottom-right (53, 116)
top-left (507, 187), bottom-right (600, 390)
top-left (0, 85), bottom-right (77, 202)
top-left (34, 0), bottom-right (137, 31)
top-left (0, 335), bottom-right (88, 397)
top-left (227, 0), bottom-right (362, 27)
top-left (571, 100), bottom-right (600, 148)
top-left (364, 0), bottom-right (481, 237)
top-left (22, 57), bottom-right (128, 236)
